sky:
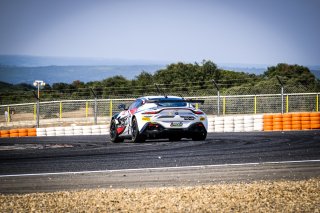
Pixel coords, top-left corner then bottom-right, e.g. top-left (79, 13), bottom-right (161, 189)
top-left (0, 0), bottom-right (319, 65)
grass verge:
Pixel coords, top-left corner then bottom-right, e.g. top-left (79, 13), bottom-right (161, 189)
top-left (1, 178), bottom-right (319, 212)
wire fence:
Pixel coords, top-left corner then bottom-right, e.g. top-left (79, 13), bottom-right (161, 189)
top-left (1, 79), bottom-right (319, 128)
top-left (0, 92), bottom-right (319, 129)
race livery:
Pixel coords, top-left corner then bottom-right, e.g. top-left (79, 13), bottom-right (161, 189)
top-left (109, 96), bottom-right (208, 143)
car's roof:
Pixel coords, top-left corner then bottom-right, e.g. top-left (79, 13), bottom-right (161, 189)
top-left (139, 96), bottom-right (183, 100)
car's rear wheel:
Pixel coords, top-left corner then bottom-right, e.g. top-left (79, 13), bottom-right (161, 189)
top-left (131, 117), bottom-right (145, 143)
top-left (192, 132), bottom-right (207, 141)
top-left (109, 119), bottom-right (124, 143)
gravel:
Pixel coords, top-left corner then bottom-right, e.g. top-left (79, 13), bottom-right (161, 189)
top-left (1, 178), bottom-right (319, 212)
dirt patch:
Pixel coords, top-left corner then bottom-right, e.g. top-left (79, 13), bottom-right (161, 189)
top-left (1, 178), bottom-right (319, 212)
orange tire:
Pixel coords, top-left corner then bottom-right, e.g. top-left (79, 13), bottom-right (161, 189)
top-left (291, 124), bottom-right (302, 130)
top-left (18, 129), bottom-right (28, 133)
top-left (27, 132), bottom-right (37, 137)
top-left (301, 124), bottom-right (311, 130)
top-left (283, 113), bottom-right (292, 118)
top-left (311, 124), bottom-right (320, 129)
top-left (1, 130), bottom-right (9, 135)
top-left (310, 112), bottom-right (320, 117)
top-left (292, 120), bottom-right (301, 125)
top-left (292, 116), bottom-right (301, 121)
top-left (283, 117), bottom-right (292, 122)
top-left (273, 117), bottom-right (283, 122)
top-left (18, 132), bottom-right (28, 137)
top-left (9, 129), bottom-right (18, 134)
top-left (301, 112), bottom-right (310, 117)
top-left (301, 120), bottom-right (310, 125)
top-left (310, 120), bottom-right (320, 124)
top-left (1, 134), bottom-right (10, 138)
top-left (263, 114), bottom-right (273, 119)
top-left (273, 114), bottom-right (283, 118)
top-left (10, 133), bottom-right (19, 137)
top-left (27, 128), bottom-right (37, 133)
top-left (301, 116), bottom-right (310, 121)
top-left (310, 116), bottom-right (320, 122)
top-left (273, 124), bottom-right (283, 130)
top-left (283, 124), bottom-right (292, 131)
top-left (273, 121), bottom-right (283, 126)
top-left (263, 125), bottom-right (273, 131)
top-left (283, 121), bottom-right (292, 125)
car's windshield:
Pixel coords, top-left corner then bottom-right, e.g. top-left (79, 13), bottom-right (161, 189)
top-left (150, 98), bottom-right (187, 107)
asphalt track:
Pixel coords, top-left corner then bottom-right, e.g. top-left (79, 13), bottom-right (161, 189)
top-left (0, 131), bottom-right (320, 193)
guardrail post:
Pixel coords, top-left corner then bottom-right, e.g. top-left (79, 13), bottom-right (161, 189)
top-left (254, 95), bottom-right (257, 114)
top-left (212, 80), bottom-right (220, 116)
top-left (223, 96), bottom-right (226, 115)
top-left (32, 91), bottom-right (40, 128)
top-left (317, 94), bottom-right (319, 112)
top-left (60, 101), bottom-right (62, 119)
top-left (90, 88), bottom-right (98, 125)
top-left (109, 99), bottom-right (113, 117)
top-left (286, 95), bottom-right (289, 113)
top-left (86, 101), bottom-right (89, 118)
top-left (276, 76), bottom-right (284, 114)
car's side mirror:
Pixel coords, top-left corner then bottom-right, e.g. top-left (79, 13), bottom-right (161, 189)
top-left (118, 104), bottom-right (127, 110)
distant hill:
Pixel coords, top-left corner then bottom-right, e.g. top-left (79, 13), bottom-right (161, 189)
top-left (0, 65), bottom-right (165, 85)
top-left (0, 55), bottom-right (318, 85)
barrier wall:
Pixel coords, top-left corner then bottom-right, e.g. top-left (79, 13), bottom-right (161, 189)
top-left (1, 112), bottom-right (320, 138)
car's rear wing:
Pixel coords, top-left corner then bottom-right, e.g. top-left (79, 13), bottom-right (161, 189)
top-left (145, 99), bottom-right (205, 104)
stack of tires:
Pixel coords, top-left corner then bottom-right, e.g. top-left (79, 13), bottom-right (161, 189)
top-left (282, 113), bottom-right (292, 131)
top-left (36, 128), bottom-right (46, 136)
top-left (234, 116), bottom-right (244, 132)
top-left (223, 116), bottom-right (234, 132)
top-left (292, 113), bottom-right (302, 130)
top-left (0, 130), bottom-right (10, 138)
top-left (273, 114), bottom-right (283, 131)
top-left (64, 126), bottom-right (74, 136)
top-left (46, 127), bottom-right (56, 136)
top-left (263, 114), bottom-right (273, 131)
top-left (253, 114), bottom-right (264, 131)
top-left (310, 112), bottom-right (320, 129)
top-left (214, 117), bottom-right (224, 132)
top-left (244, 115), bottom-right (254, 132)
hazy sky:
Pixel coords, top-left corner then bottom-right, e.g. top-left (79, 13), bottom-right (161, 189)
top-left (0, 0), bottom-right (319, 65)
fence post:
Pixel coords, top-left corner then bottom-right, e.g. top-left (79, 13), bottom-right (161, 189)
top-left (316, 94), bottom-right (319, 112)
top-left (90, 88), bottom-right (97, 125)
top-left (254, 96), bottom-right (257, 114)
top-left (86, 101), bottom-right (89, 118)
top-left (212, 80), bottom-right (220, 116)
top-left (60, 101), bottom-right (62, 119)
top-left (276, 76), bottom-right (284, 114)
top-left (34, 104), bottom-right (36, 120)
top-left (223, 96), bottom-right (226, 115)
top-left (109, 99), bottom-right (113, 118)
top-left (32, 91), bottom-right (40, 128)
top-left (286, 95), bottom-right (289, 113)
top-left (7, 106), bottom-right (10, 123)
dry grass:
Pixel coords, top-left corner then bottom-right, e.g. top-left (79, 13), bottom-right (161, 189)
top-left (1, 178), bottom-right (319, 212)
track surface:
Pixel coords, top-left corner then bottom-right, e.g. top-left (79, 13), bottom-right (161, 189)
top-left (0, 131), bottom-right (320, 193)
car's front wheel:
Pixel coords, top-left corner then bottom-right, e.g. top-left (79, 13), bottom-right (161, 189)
top-left (109, 119), bottom-right (124, 143)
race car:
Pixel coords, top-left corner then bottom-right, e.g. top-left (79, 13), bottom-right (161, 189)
top-left (109, 96), bottom-right (208, 143)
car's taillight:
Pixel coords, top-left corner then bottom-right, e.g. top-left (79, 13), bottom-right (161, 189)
top-left (142, 111), bottom-right (159, 114)
top-left (192, 110), bottom-right (204, 115)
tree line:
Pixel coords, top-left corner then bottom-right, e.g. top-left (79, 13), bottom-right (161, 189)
top-left (1, 60), bottom-right (319, 104)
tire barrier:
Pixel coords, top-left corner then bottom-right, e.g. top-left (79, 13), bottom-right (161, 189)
top-left (1, 113), bottom-right (319, 137)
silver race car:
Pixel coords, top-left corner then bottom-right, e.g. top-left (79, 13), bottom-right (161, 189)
top-left (109, 96), bottom-right (208, 143)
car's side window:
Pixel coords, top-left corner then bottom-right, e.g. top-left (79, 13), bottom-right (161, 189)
top-left (128, 99), bottom-right (143, 110)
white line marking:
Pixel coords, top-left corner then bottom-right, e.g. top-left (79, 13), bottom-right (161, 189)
top-left (1, 159), bottom-right (320, 178)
